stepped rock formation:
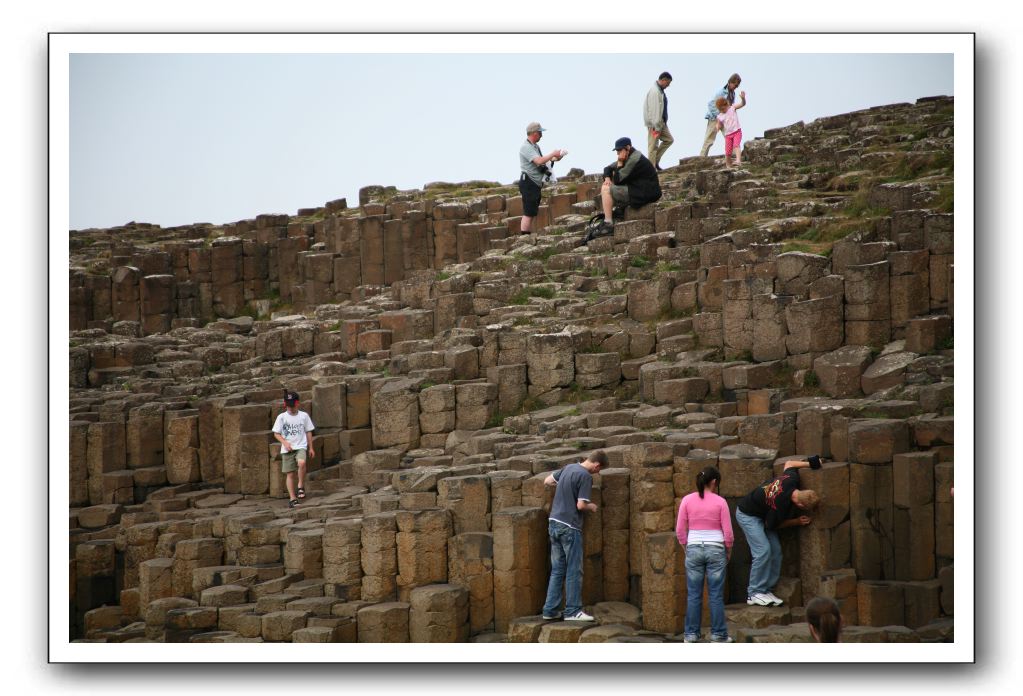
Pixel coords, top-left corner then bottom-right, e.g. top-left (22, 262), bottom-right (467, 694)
top-left (67, 96), bottom-right (955, 644)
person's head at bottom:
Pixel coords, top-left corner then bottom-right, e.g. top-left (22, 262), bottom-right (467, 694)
top-left (806, 596), bottom-right (842, 642)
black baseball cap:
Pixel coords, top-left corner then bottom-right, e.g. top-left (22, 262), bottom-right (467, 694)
top-left (284, 390), bottom-right (300, 406)
top-left (613, 137), bottom-right (632, 150)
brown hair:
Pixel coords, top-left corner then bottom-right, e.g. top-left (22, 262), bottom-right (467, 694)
top-left (588, 450), bottom-right (609, 468)
top-left (806, 596), bottom-right (842, 642)
top-left (715, 96), bottom-right (729, 112)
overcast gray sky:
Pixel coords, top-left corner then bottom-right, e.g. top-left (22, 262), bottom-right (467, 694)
top-left (69, 49), bottom-right (953, 230)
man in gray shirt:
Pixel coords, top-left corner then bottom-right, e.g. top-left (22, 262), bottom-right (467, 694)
top-left (541, 450), bottom-right (608, 621)
top-left (643, 71), bottom-right (673, 171)
top-left (518, 121), bottom-right (565, 235)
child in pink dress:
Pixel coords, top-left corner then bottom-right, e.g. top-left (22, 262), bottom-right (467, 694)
top-left (715, 90), bottom-right (747, 168)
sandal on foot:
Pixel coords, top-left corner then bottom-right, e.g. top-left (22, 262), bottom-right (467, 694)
top-left (297, 487), bottom-right (306, 499)
top-left (289, 499), bottom-right (300, 509)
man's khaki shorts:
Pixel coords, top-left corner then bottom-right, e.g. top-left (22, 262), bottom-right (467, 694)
top-left (281, 448), bottom-right (307, 473)
top-left (610, 183), bottom-right (630, 205)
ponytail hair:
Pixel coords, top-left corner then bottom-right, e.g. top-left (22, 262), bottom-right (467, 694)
top-left (696, 466), bottom-right (721, 499)
top-left (806, 596), bottom-right (842, 643)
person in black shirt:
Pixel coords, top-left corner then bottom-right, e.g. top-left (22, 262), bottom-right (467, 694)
top-left (583, 136), bottom-right (662, 242)
top-left (735, 457), bottom-right (821, 607)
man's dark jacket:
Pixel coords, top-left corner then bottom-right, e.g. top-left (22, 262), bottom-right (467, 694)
top-left (603, 149), bottom-right (662, 207)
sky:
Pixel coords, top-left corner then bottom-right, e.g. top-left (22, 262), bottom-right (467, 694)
top-left (68, 46), bottom-right (954, 230)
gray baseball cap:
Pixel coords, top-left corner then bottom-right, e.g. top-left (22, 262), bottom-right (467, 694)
top-left (526, 121), bottom-right (546, 134)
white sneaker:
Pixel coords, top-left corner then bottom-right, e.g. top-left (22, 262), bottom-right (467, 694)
top-left (763, 591), bottom-right (784, 606)
top-left (565, 610), bottom-right (595, 622)
top-left (747, 593), bottom-right (774, 606)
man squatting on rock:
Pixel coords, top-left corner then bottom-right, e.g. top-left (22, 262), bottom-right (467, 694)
top-left (272, 390), bottom-right (316, 509)
top-left (541, 450), bottom-right (609, 621)
top-left (518, 121), bottom-right (566, 235)
top-left (735, 455), bottom-right (822, 607)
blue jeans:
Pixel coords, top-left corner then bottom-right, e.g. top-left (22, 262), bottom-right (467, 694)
top-left (736, 508), bottom-right (782, 596)
top-left (684, 543), bottom-right (728, 639)
top-left (542, 520), bottom-right (583, 617)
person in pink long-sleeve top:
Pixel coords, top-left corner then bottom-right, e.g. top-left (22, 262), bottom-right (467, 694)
top-left (675, 466), bottom-right (734, 643)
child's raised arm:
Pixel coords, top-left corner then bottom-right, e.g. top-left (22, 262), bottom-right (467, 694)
top-left (735, 90), bottom-right (747, 110)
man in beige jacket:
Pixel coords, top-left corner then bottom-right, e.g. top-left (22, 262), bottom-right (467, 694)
top-left (643, 71), bottom-right (673, 171)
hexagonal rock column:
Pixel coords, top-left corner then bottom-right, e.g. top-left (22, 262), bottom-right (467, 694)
top-left (795, 405), bottom-right (842, 458)
top-left (641, 532), bottom-right (682, 635)
top-left (844, 261), bottom-right (891, 348)
top-left (797, 462), bottom-right (851, 598)
top-left (775, 251), bottom-right (831, 298)
top-left (486, 364), bottom-right (528, 415)
top-left (849, 462), bottom-right (895, 581)
top-left (323, 519), bottom-right (364, 595)
top-left (74, 541), bottom-right (117, 636)
top-left (626, 443), bottom-right (675, 579)
top-left (312, 381), bottom-right (346, 430)
top-left (221, 403), bottom-right (270, 494)
top-left (139, 273), bottom-right (175, 335)
top-left (111, 266), bottom-right (140, 323)
top-left (165, 414), bottom-right (201, 484)
top-left (419, 384), bottom-right (456, 439)
top-left (752, 293), bottom-right (793, 362)
top-left (409, 584), bottom-right (470, 642)
top-left (526, 332), bottom-right (575, 405)
top-left (284, 528), bottom-right (324, 578)
top-left (455, 382), bottom-right (498, 431)
top-left (448, 532), bottom-right (494, 635)
top-left (860, 351), bottom-right (918, 395)
top-left (165, 606), bottom-right (219, 643)
top-left (738, 412), bottom-right (796, 457)
top-left (598, 468), bottom-right (631, 602)
top-left (492, 506), bottom-right (548, 633)
top-left (396, 508), bottom-right (452, 602)
top-left (574, 352), bottom-right (622, 390)
top-left (813, 345), bottom-right (874, 398)
top-left (785, 295), bottom-right (843, 356)
top-left (892, 451), bottom-right (937, 581)
top-left (847, 419), bottom-right (911, 465)
top-left (888, 250), bottom-right (930, 335)
top-left (627, 276), bottom-right (673, 322)
top-left (435, 475), bottom-right (488, 535)
top-left (357, 602), bottom-right (411, 642)
top-left (904, 315), bottom-right (952, 354)
top-left (138, 557), bottom-right (175, 609)
top-left (370, 377), bottom-right (421, 449)
top-left (173, 538), bottom-right (224, 599)
top-left (361, 512), bottom-right (398, 602)
top-left (717, 444), bottom-right (777, 498)
top-left (86, 421), bottom-right (125, 505)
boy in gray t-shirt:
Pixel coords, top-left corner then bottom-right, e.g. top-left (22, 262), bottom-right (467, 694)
top-left (541, 450), bottom-right (608, 621)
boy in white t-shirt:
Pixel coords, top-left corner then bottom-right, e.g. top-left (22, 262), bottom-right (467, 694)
top-left (715, 90), bottom-right (747, 168)
top-left (272, 390), bottom-right (316, 508)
